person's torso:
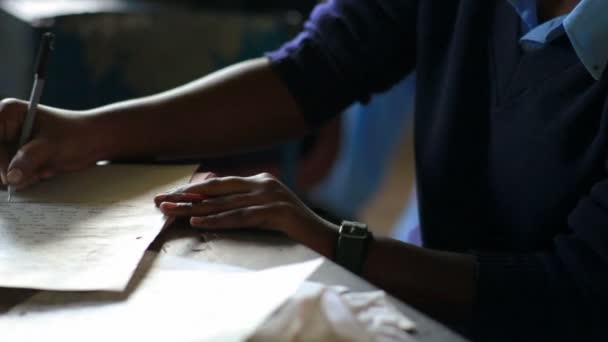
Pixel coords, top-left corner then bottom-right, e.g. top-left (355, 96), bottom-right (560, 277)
top-left (414, 0), bottom-right (608, 251)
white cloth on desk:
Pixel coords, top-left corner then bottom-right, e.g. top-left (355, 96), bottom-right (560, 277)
top-left (251, 282), bottom-right (417, 342)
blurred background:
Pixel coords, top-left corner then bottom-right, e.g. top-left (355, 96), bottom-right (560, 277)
top-left (0, 0), bottom-right (418, 242)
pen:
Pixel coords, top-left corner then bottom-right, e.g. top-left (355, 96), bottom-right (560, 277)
top-left (7, 32), bottom-right (55, 203)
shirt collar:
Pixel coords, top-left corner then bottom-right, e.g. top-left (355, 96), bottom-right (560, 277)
top-left (563, 0), bottom-right (608, 80)
top-left (508, 0), bottom-right (608, 80)
top-left (509, 0), bottom-right (538, 30)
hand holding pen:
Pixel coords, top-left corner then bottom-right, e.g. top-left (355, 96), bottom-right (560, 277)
top-left (0, 30), bottom-right (108, 195)
top-left (6, 33), bottom-right (55, 202)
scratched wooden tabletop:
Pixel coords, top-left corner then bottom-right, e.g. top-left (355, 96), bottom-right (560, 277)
top-left (0, 221), bottom-right (467, 342)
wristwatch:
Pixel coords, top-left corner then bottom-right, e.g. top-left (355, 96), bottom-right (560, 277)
top-left (335, 220), bottom-right (372, 274)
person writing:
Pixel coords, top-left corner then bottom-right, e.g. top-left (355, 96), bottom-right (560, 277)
top-left (0, 0), bottom-right (605, 340)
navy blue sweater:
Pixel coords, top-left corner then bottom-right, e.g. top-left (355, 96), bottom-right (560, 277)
top-left (268, 0), bottom-right (608, 341)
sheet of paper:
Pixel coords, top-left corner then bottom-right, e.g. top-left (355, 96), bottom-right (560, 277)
top-left (0, 164), bottom-right (196, 291)
top-left (0, 256), bottom-right (323, 342)
top-left (4, 164), bottom-right (195, 204)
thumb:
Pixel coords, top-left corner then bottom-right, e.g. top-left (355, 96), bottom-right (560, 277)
top-left (0, 98), bottom-right (28, 143)
top-left (0, 146), bottom-right (9, 185)
top-left (7, 138), bottom-right (53, 189)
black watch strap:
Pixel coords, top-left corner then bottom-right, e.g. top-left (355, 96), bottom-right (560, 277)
top-left (335, 221), bottom-right (371, 274)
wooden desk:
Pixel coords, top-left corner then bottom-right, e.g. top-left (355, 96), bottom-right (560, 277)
top-left (154, 223), bottom-right (468, 342)
top-left (0, 221), bottom-right (467, 342)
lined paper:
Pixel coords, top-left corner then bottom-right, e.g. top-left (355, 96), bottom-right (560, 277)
top-left (0, 164), bottom-right (196, 291)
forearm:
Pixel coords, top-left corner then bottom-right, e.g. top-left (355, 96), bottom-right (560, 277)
top-left (362, 238), bottom-right (476, 324)
top-left (86, 58), bottom-right (308, 160)
top-left (303, 227), bottom-right (475, 323)
top-left (300, 222), bottom-right (476, 325)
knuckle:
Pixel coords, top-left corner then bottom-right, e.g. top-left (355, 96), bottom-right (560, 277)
top-left (224, 176), bottom-right (243, 183)
top-left (205, 178), bottom-right (221, 187)
top-left (259, 175), bottom-right (281, 189)
top-left (0, 98), bottom-right (24, 114)
top-left (170, 186), bottom-right (188, 194)
top-left (230, 209), bottom-right (249, 221)
top-left (203, 197), bottom-right (223, 206)
top-left (195, 178), bottom-right (219, 192)
top-left (273, 201), bottom-right (294, 216)
top-left (200, 198), bottom-right (225, 211)
top-left (0, 98), bottom-right (19, 108)
top-left (205, 176), bottom-right (240, 189)
top-left (258, 172), bottom-right (274, 179)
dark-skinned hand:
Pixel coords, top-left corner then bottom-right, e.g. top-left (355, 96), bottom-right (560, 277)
top-left (154, 173), bottom-right (339, 258)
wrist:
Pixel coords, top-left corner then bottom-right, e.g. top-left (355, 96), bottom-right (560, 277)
top-left (292, 218), bottom-right (339, 260)
top-left (82, 107), bottom-right (129, 161)
top-left (79, 117), bottom-right (107, 162)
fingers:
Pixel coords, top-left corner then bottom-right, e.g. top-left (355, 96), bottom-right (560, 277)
top-left (7, 139), bottom-right (53, 189)
top-left (0, 98), bottom-right (98, 190)
top-left (154, 192), bottom-right (208, 208)
top-left (0, 119), bottom-right (23, 143)
top-left (159, 192), bottom-right (270, 217)
top-left (0, 98), bottom-right (27, 185)
top-left (38, 168), bottom-right (56, 180)
top-left (154, 172), bottom-right (217, 206)
top-left (0, 147), bottom-right (9, 185)
top-left (189, 204), bottom-right (289, 230)
top-left (0, 98), bottom-right (51, 188)
top-left (154, 174), bottom-right (273, 204)
top-left (181, 176), bottom-right (258, 196)
top-left (14, 173), bottom-right (41, 191)
top-left (155, 173), bottom-right (298, 233)
top-left (160, 173), bottom-right (281, 195)
top-left (0, 98), bottom-right (27, 143)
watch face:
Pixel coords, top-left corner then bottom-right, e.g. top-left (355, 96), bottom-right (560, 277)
top-left (339, 221), bottom-right (368, 239)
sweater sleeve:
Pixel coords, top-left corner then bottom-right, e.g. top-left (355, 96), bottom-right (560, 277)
top-left (472, 180), bottom-right (608, 341)
top-left (266, 0), bottom-right (418, 127)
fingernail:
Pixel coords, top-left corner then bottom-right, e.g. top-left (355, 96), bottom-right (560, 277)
top-left (155, 194), bottom-right (168, 201)
top-left (191, 217), bottom-right (206, 224)
top-left (160, 202), bottom-right (178, 210)
top-left (6, 169), bottom-right (23, 185)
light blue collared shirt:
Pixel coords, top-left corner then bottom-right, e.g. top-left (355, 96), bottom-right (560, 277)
top-left (509, 0), bottom-right (608, 80)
